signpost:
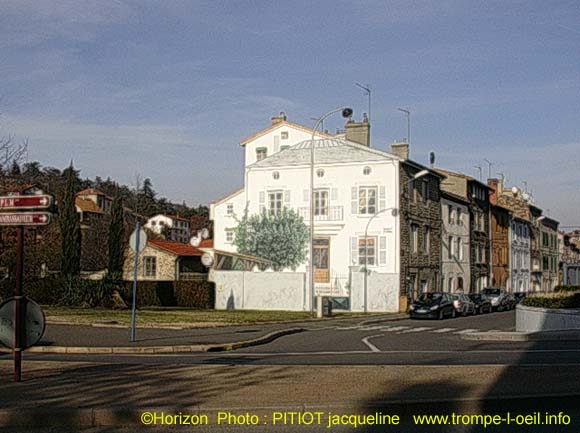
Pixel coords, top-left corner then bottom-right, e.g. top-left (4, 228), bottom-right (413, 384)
top-left (0, 192), bottom-right (54, 382)
top-left (129, 224), bottom-right (147, 342)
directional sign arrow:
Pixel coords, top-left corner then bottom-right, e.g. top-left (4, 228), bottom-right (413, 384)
top-left (0, 195), bottom-right (54, 210)
top-left (0, 212), bottom-right (52, 226)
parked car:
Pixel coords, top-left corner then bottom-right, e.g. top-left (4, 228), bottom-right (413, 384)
top-left (451, 293), bottom-right (476, 316)
top-left (504, 293), bottom-right (517, 310)
top-left (468, 293), bottom-right (492, 314)
top-left (514, 292), bottom-right (527, 304)
top-left (482, 287), bottom-right (510, 311)
top-left (409, 292), bottom-right (456, 319)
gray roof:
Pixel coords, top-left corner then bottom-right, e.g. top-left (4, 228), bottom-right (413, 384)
top-left (249, 138), bottom-right (399, 168)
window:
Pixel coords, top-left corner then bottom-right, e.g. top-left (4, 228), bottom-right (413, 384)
top-left (456, 237), bottom-right (462, 260)
top-left (448, 205), bottom-right (454, 224)
top-left (256, 147), bottom-right (267, 161)
top-left (272, 171), bottom-right (280, 180)
top-left (280, 145), bottom-right (290, 151)
top-left (358, 186), bottom-right (377, 215)
top-left (226, 204), bottom-right (234, 215)
top-left (268, 191), bottom-right (283, 215)
top-left (422, 226), bottom-right (430, 253)
top-left (281, 131), bottom-right (289, 139)
top-left (358, 237), bottom-right (376, 266)
top-left (316, 169), bottom-right (325, 178)
top-left (448, 236), bottom-right (454, 259)
top-left (314, 190), bottom-right (329, 216)
top-left (363, 166), bottom-right (371, 175)
top-left (410, 224), bottom-right (419, 254)
top-left (421, 181), bottom-right (428, 203)
top-left (457, 208), bottom-right (462, 226)
top-left (225, 229), bottom-right (234, 243)
top-left (143, 256), bottom-right (156, 278)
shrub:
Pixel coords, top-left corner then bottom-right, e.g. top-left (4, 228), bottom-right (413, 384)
top-left (119, 281), bottom-right (175, 307)
top-left (174, 280), bottom-right (215, 309)
top-left (522, 292), bottom-right (580, 309)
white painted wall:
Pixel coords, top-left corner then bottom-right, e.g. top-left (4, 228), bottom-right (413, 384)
top-left (243, 124), bottom-right (327, 167)
top-left (211, 190), bottom-right (245, 252)
top-left (145, 214), bottom-right (191, 242)
top-left (213, 270), bottom-right (308, 311)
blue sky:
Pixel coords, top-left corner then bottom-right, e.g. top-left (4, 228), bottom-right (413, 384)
top-left (1, 0), bottom-right (579, 226)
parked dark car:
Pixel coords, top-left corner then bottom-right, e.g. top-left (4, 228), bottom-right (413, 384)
top-left (482, 287), bottom-right (510, 311)
top-left (514, 292), bottom-right (527, 304)
top-left (409, 292), bottom-right (456, 319)
top-left (468, 293), bottom-right (492, 314)
top-left (504, 293), bottom-right (517, 310)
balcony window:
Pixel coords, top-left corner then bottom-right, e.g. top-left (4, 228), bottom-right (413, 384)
top-left (268, 191), bottom-right (283, 215)
top-left (314, 190), bottom-right (329, 216)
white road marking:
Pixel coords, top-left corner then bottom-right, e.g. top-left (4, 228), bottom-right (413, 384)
top-left (431, 328), bottom-right (457, 333)
top-left (398, 327), bottom-right (433, 334)
top-left (454, 329), bottom-right (479, 334)
top-left (382, 326), bottom-right (409, 332)
top-left (361, 334), bottom-right (382, 352)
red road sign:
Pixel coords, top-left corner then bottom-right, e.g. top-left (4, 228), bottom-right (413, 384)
top-left (0, 212), bottom-right (52, 226)
top-left (0, 195), bottom-right (53, 210)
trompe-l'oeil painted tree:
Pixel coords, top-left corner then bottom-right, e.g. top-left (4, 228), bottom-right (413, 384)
top-left (234, 208), bottom-right (309, 271)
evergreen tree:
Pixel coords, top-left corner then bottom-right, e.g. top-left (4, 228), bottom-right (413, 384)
top-left (107, 190), bottom-right (125, 280)
top-left (60, 163), bottom-right (81, 277)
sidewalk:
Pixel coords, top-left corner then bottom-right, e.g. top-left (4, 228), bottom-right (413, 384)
top-left (0, 313), bottom-right (407, 354)
top-left (462, 329), bottom-right (580, 342)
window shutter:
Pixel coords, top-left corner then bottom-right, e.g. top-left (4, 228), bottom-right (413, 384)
top-left (259, 191), bottom-right (265, 214)
top-left (351, 236), bottom-right (358, 265)
top-left (331, 188), bottom-right (338, 201)
top-left (284, 190), bottom-right (291, 203)
top-left (273, 135), bottom-right (280, 153)
top-left (379, 186), bottom-right (386, 211)
top-left (379, 236), bottom-right (387, 265)
top-left (303, 189), bottom-right (309, 202)
top-left (351, 187), bottom-right (358, 215)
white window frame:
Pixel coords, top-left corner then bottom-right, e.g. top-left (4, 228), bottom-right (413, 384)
top-left (268, 190), bottom-right (284, 216)
top-left (358, 186), bottom-right (378, 215)
top-left (226, 203), bottom-right (234, 215)
top-left (225, 229), bottom-right (234, 243)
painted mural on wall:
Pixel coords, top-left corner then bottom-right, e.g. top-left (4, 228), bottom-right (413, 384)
top-left (233, 207), bottom-right (309, 271)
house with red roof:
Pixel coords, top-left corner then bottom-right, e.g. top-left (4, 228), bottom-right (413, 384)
top-left (123, 238), bottom-right (212, 281)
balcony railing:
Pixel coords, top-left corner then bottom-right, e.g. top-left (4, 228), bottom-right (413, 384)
top-left (298, 206), bottom-right (344, 222)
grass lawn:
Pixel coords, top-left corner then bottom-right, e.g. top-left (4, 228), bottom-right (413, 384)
top-left (42, 306), bottom-right (363, 327)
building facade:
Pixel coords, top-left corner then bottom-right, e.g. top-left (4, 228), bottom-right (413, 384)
top-left (145, 214), bottom-right (191, 243)
top-left (440, 192), bottom-right (470, 292)
top-left (539, 216), bottom-right (560, 291)
top-left (490, 204), bottom-right (511, 289)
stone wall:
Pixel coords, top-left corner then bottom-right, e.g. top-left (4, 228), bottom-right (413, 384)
top-left (399, 162), bottom-right (442, 299)
top-left (123, 245), bottom-right (177, 281)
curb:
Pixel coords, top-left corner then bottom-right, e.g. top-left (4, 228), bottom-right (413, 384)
top-left (0, 328), bottom-right (305, 355)
top-left (462, 330), bottom-right (580, 342)
top-left (1, 392), bottom-right (579, 427)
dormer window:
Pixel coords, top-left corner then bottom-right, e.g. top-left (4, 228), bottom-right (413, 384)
top-left (256, 147), bottom-right (267, 161)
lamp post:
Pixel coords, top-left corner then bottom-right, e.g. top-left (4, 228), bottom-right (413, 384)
top-left (309, 107), bottom-right (353, 316)
top-left (363, 169), bottom-right (429, 313)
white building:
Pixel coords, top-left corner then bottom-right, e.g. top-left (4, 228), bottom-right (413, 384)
top-left (440, 192), bottom-right (470, 292)
top-left (145, 214), bottom-right (191, 243)
top-left (510, 217), bottom-right (531, 292)
top-left (210, 114), bottom-right (437, 312)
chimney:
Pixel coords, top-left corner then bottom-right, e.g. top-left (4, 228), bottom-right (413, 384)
top-left (487, 178), bottom-right (499, 205)
top-left (391, 140), bottom-right (409, 160)
top-left (271, 111), bottom-right (287, 126)
top-left (345, 113), bottom-right (370, 146)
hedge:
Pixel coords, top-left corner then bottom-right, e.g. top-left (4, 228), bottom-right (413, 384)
top-left (522, 292), bottom-right (580, 309)
top-left (554, 285), bottom-right (580, 293)
top-left (0, 277), bottom-right (215, 309)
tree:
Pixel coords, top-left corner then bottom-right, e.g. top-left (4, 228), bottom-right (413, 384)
top-left (233, 208), bottom-right (309, 271)
top-left (60, 163), bottom-right (81, 277)
top-left (107, 191), bottom-right (125, 280)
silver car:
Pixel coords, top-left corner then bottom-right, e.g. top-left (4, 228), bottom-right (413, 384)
top-left (482, 287), bottom-right (510, 311)
top-left (451, 293), bottom-right (476, 316)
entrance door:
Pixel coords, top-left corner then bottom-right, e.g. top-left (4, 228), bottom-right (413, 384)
top-left (313, 238), bottom-right (330, 283)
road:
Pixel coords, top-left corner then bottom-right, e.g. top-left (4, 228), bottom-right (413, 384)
top-left (11, 310), bottom-right (580, 366)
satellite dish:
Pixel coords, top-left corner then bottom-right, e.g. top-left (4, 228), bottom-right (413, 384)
top-left (200, 228), bottom-right (210, 240)
top-left (190, 236), bottom-right (201, 247)
top-left (201, 253), bottom-right (214, 267)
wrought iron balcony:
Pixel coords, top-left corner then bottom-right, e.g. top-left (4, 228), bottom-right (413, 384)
top-left (298, 206), bottom-right (344, 222)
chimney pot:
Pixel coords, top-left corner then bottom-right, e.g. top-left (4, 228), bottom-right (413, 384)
top-left (345, 116), bottom-right (370, 147)
top-left (391, 140), bottom-right (409, 160)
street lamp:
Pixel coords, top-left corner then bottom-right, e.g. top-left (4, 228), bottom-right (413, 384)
top-left (362, 169), bottom-right (429, 313)
top-left (309, 107), bottom-right (353, 316)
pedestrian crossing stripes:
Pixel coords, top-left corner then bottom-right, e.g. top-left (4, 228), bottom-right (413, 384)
top-left (334, 324), bottom-right (489, 335)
